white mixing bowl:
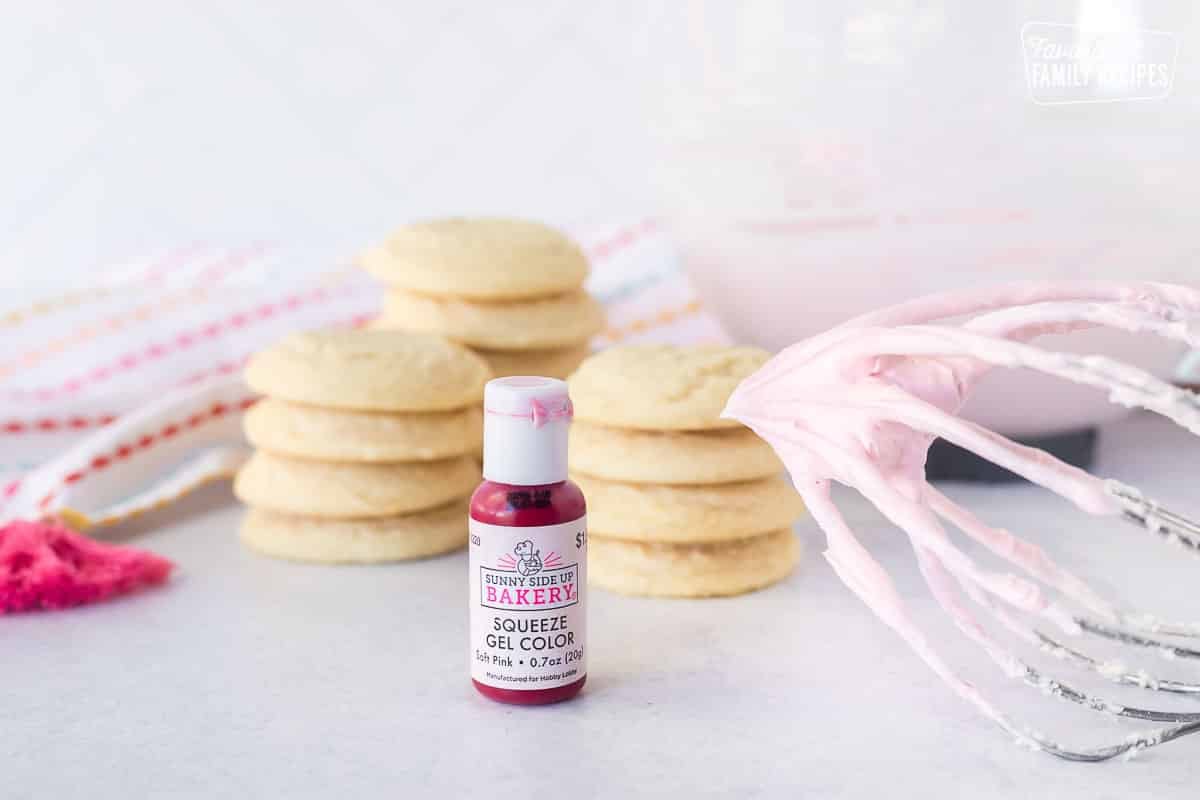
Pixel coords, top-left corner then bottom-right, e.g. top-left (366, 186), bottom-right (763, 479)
top-left (647, 1), bottom-right (1199, 435)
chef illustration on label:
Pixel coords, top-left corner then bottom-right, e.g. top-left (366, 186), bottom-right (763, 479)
top-left (513, 540), bottom-right (543, 577)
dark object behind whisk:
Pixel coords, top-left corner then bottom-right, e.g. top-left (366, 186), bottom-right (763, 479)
top-left (927, 426), bottom-right (1098, 484)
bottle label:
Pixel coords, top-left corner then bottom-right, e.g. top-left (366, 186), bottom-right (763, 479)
top-left (469, 516), bottom-right (587, 691)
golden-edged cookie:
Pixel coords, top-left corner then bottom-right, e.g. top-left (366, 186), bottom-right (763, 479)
top-left (568, 345), bottom-right (770, 430)
top-left (243, 399), bottom-right (482, 462)
top-left (473, 342), bottom-right (591, 379)
top-left (589, 529), bottom-right (799, 597)
top-left (234, 451), bottom-right (477, 517)
top-left (360, 217), bottom-right (588, 301)
top-left (244, 329), bottom-right (489, 412)
top-left (240, 502), bottom-right (467, 563)
top-left (572, 473), bottom-right (803, 543)
top-left (376, 289), bottom-right (604, 351)
top-left (569, 421), bottom-right (781, 485)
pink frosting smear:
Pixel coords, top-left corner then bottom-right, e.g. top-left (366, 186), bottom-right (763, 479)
top-left (1, 520), bottom-right (173, 613)
top-left (723, 280), bottom-right (1200, 760)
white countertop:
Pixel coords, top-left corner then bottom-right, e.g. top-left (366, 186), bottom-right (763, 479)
top-left (8, 412), bottom-right (1200, 798)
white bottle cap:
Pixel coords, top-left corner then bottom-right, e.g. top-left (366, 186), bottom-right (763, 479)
top-left (482, 376), bottom-right (573, 486)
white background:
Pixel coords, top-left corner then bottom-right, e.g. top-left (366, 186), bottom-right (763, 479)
top-left (4, 0), bottom-right (1197, 293)
top-left (2, 1), bottom-right (657, 286)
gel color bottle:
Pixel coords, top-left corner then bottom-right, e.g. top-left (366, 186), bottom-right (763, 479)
top-left (469, 376), bottom-right (587, 705)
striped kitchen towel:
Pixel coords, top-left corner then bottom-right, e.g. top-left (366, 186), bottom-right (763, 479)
top-left (0, 220), bottom-right (729, 527)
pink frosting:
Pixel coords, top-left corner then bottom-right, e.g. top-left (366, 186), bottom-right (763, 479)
top-left (722, 280), bottom-right (1200, 755)
top-left (726, 280), bottom-right (1200, 516)
top-left (1, 519), bottom-right (172, 613)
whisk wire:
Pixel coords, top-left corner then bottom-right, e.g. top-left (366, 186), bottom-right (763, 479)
top-left (1109, 481), bottom-right (1200, 553)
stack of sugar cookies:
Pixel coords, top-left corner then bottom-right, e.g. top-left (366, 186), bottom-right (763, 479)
top-left (362, 217), bottom-right (604, 378)
top-left (234, 328), bottom-right (490, 563)
top-left (567, 345), bottom-right (804, 597)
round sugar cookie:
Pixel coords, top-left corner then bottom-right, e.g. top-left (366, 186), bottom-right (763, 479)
top-left (568, 345), bottom-right (771, 430)
top-left (569, 421), bottom-right (782, 485)
top-left (589, 529), bottom-right (799, 597)
top-left (243, 399), bottom-right (482, 462)
top-left (234, 452), bottom-right (478, 518)
top-left (360, 217), bottom-right (589, 301)
top-left (571, 473), bottom-right (804, 543)
top-left (240, 502), bottom-right (467, 563)
top-left (244, 329), bottom-right (489, 412)
top-left (474, 342), bottom-right (591, 379)
top-left (376, 289), bottom-right (604, 351)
